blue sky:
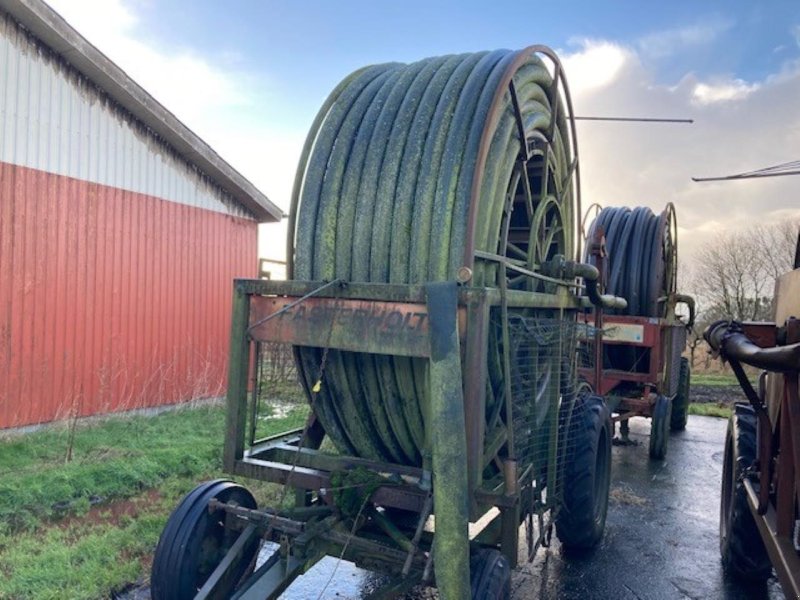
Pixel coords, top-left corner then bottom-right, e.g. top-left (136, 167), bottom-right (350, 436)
top-left (47, 0), bottom-right (800, 266)
top-left (126, 0), bottom-right (800, 127)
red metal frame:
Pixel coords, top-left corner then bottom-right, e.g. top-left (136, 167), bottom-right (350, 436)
top-left (578, 226), bottom-right (686, 421)
top-left (579, 314), bottom-right (665, 397)
top-left (720, 319), bottom-right (800, 597)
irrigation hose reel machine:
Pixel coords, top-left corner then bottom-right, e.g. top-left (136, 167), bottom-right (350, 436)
top-left (582, 205), bottom-right (696, 460)
top-left (148, 45), bottom-right (667, 600)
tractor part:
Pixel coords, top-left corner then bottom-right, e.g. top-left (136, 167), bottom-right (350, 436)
top-left (720, 404), bottom-right (772, 581)
top-left (704, 320), bottom-right (800, 372)
top-left (151, 480), bottom-right (259, 600)
top-left (288, 47), bottom-right (579, 465)
top-left (670, 357), bottom-right (690, 431)
top-left (555, 394), bottom-right (612, 550)
top-left (704, 307), bottom-right (800, 597)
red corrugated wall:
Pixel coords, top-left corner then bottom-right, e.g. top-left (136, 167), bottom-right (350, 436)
top-left (0, 161), bottom-right (257, 428)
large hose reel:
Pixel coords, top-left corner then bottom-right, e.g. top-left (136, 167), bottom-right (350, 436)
top-left (288, 47), bottom-right (580, 466)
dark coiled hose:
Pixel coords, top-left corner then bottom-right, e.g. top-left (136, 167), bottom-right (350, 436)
top-left (585, 205), bottom-right (677, 372)
top-left (288, 48), bottom-right (579, 465)
top-left (585, 205), bottom-right (676, 318)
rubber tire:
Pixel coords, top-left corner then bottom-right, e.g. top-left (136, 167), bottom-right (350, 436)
top-left (649, 395), bottom-right (671, 460)
top-left (470, 548), bottom-right (511, 600)
top-left (151, 480), bottom-right (259, 600)
top-left (720, 404), bottom-right (772, 582)
top-left (670, 357), bottom-right (690, 431)
top-left (556, 395), bottom-right (612, 551)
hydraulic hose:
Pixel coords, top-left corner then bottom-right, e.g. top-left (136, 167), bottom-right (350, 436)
top-left (289, 48), bottom-right (578, 465)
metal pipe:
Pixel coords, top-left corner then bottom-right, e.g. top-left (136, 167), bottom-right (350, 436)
top-left (540, 255), bottom-right (626, 310)
top-left (585, 278), bottom-right (628, 310)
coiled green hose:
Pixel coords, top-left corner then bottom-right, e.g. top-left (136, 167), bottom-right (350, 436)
top-left (289, 48), bottom-right (578, 465)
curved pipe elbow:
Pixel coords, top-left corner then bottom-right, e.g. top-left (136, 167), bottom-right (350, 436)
top-left (704, 320), bottom-right (800, 372)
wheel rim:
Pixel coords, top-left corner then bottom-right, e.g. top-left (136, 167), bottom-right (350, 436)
top-left (183, 485), bottom-right (259, 592)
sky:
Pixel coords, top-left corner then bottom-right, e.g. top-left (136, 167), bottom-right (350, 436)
top-left (46, 0), bottom-right (800, 276)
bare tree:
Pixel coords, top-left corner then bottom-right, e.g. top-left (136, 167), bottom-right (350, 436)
top-left (686, 220), bottom-right (798, 367)
top-left (692, 221), bottom-right (797, 322)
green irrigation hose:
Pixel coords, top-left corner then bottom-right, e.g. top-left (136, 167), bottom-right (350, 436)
top-left (289, 47), bottom-right (579, 466)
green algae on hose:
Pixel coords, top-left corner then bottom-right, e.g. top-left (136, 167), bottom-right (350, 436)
top-left (290, 49), bottom-right (576, 466)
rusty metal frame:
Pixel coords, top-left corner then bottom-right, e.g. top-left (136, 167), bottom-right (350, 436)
top-left (739, 361), bottom-right (800, 597)
top-left (220, 277), bottom-right (589, 596)
top-left (709, 319), bottom-right (800, 596)
top-left (219, 278), bottom-right (586, 597)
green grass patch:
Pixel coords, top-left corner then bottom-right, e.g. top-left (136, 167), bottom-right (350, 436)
top-left (0, 404), bottom-right (306, 533)
top-left (0, 403), bottom-right (307, 599)
top-left (688, 402), bottom-right (732, 419)
top-left (691, 372), bottom-right (738, 386)
top-left (0, 494), bottom-right (168, 600)
top-left (0, 475), bottom-right (289, 600)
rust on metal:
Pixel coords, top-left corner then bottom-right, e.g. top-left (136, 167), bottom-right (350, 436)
top-left (249, 296), bottom-right (467, 358)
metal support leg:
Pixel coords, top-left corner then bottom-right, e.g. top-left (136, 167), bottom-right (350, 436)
top-left (426, 282), bottom-right (470, 600)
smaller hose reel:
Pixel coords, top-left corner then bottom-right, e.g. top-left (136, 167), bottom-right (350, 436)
top-left (584, 205), bottom-right (678, 373)
top-left (584, 204), bottom-right (677, 318)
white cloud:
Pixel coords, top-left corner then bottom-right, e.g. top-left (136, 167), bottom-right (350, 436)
top-left (638, 17), bottom-right (733, 58)
top-left (562, 39), bottom-right (633, 95)
top-left (43, 2), bottom-right (800, 269)
top-left (692, 78), bottom-right (760, 104)
top-left (793, 24), bottom-right (800, 47)
top-left (561, 40), bottom-right (800, 263)
top-left (47, 0), bottom-right (253, 125)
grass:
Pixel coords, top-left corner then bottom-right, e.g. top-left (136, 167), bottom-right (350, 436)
top-left (691, 372), bottom-right (739, 386)
top-left (0, 403), bottom-right (307, 600)
top-left (688, 402), bottom-right (732, 419)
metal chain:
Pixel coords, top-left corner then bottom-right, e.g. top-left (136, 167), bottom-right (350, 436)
top-left (261, 319), bottom-right (335, 542)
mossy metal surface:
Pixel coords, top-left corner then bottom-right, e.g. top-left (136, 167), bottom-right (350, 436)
top-left (289, 49), bottom-right (575, 466)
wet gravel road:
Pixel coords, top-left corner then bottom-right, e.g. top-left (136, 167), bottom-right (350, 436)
top-left (283, 415), bottom-right (786, 600)
top-left (127, 415), bottom-right (786, 599)
top-left (513, 415), bottom-right (785, 600)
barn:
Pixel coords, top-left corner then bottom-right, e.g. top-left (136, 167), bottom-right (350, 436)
top-left (0, 0), bottom-right (283, 429)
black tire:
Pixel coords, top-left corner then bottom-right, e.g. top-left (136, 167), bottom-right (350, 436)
top-left (670, 357), bottom-right (690, 431)
top-left (649, 395), bottom-right (671, 460)
top-left (151, 480), bottom-right (259, 600)
top-left (470, 548), bottom-right (511, 600)
top-left (720, 404), bottom-right (772, 581)
top-left (556, 394), bottom-right (612, 551)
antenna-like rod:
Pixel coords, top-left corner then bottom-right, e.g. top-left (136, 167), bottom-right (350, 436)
top-left (574, 116), bottom-right (694, 123)
top-left (693, 160), bottom-right (800, 182)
